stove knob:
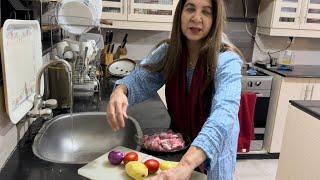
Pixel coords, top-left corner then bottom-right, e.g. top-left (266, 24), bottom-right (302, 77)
top-left (255, 81), bottom-right (262, 86)
top-left (248, 81), bottom-right (253, 87)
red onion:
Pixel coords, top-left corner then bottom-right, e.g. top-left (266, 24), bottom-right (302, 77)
top-left (108, 150), bottom-right (125, 165)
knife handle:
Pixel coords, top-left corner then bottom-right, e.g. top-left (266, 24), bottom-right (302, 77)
top-left (121, 33), bottom-right (128, 48)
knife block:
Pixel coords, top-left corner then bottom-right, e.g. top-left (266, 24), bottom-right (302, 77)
top-left (101, 44), bottom-right (114, 65)
top-left (114, 46), bottom-right (127, 60)
top-left (101, 53), bottom-right (113, 65)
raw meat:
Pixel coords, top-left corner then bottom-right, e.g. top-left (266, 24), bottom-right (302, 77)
top-left (142, 130), bottom-right (185, 152)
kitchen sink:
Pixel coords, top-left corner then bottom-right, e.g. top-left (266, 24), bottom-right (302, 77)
top-left (32, 112), bottom-right (142, 164)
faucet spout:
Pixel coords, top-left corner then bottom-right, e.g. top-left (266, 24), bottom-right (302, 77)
top-left (36, 59), bottom-right (72, 95)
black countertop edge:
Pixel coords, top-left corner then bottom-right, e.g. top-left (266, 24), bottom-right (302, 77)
top-left (289, 100), bottom-right (320, 120)
top-left (237, 153), bottom-right (279, 160)
top-left (255, 64), bottom-right (320, 78)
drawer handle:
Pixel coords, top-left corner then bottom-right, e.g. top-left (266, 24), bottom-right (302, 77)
top-left (100, 19), bottom-right (113, 26)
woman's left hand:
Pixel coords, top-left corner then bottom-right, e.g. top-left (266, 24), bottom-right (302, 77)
top-left (148, 162), bottom-right (193, 180)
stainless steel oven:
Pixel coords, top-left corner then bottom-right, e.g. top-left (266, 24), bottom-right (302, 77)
top-left (241, 69), bottom-right (272, 151)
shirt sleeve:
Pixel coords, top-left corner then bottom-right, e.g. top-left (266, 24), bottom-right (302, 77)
top-left (191, 51), bottom-right (243, 166)
top-left (115, 43), bottom-right (168, 106)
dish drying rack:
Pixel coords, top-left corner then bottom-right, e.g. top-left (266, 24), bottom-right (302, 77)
top-left (47, 14), bottom-right (103, 48)
top-left (48, 12), bottom-right (104, 99)
top-left (72, 50), bottom-right (102, 98)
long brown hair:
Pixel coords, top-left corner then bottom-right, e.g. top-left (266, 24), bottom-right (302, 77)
top-left (146, 0), bottom-right (243, 90)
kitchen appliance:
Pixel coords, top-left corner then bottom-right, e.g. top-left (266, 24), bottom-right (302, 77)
top-left (241, 68), bottom-right (272, 150)
top-left (78, 146), bottom-right (207, 180)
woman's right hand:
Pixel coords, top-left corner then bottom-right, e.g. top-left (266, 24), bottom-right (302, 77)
top-left (107, 85), bottom-right (129, 131)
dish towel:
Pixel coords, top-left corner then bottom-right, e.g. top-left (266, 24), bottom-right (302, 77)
top-left (237, 92), bottom-right (257, 152)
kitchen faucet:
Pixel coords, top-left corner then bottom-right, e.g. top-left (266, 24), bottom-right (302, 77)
top-left (27, 59), bottom-right (73, 118)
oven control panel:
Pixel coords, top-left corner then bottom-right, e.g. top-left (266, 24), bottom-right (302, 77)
top-left (242, 76), bottom-right (273, 97)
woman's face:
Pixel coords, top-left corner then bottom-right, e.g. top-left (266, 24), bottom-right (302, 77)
top-left (181, 0), bottom-right (213, 43)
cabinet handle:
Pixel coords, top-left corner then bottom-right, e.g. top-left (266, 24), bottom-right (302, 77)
top-left (311, 84), bottom-right (315, 100)
top-left (304, 85), bottom-right (308, 100)
top-left (100, 19), bottom-right (113, 26)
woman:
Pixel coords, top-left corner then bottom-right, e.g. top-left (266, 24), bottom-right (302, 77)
top-left (107, 0), bottom-right (243, 179)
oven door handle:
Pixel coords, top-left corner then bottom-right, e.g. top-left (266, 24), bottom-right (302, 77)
top-left (255, 93), bottom-right (263, 97)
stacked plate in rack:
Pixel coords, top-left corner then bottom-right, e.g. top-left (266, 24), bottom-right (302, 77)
top-left (56, 0), bottom-right (102, 35)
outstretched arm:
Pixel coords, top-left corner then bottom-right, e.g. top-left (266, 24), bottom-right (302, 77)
top-left (107, 43), bottom-right (168, 131)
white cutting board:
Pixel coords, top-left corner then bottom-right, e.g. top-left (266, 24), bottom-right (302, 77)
top-left (78, 146), bottom-right (207, 180)
top-left (0, 20), bottom-right (43, 124)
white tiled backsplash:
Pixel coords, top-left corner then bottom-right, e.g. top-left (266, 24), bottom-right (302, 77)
top-left (103, 29), bottom-right (170, 60)
top-left (252, 34), bottom-right (320, 65)
top-left (0, 85), bottom-right (35, 170)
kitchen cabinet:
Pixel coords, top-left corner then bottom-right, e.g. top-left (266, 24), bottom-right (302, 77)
top-left (257, 0), bottom-right (320, 38)
top-left (300, 0), bottom-right (320, 30)
top-left (265, 78), bottom-right (308, 153)
top-left (263, 74), bottom-right (320, 153)
top-left (101, 0), bottom-right (178, 31)
top-left (276, 104), bottom-right (320, 180)
top-left (102, 0), bottom-right (128, 20)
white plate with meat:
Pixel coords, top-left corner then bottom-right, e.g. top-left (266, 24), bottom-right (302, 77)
top-left (141, 128), bottom-right (191, 155)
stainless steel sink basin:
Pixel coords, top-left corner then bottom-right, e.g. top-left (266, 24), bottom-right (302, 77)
top-left (32, 112), bottom-right (142, 164)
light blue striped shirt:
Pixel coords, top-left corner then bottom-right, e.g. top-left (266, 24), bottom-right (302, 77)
top-left (116, 43), bottom-right (242, 180)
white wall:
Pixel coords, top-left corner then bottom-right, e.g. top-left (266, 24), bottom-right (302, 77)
top-left (252, 34), bottom-right (320, 65)
top-left (105, 29), bottom-right (170, 60)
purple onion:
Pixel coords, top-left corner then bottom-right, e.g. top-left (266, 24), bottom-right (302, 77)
top-left (108, 150), bottom-right (125, 165)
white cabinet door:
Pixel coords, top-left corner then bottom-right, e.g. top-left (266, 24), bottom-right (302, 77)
top-left (276, 105), bottom-right (320, 180)
top-left (310, 79), bottom-right (320, 100)
top-left (128, 0), bottom-right (178, 22)
top-left (300, 0), bottom-right (320, 30)
top-left (269, 78), bottom-right (309, 153)
top-left (272, 0), bottom-right (303, 29)
top-left (102, 0), bottom-right (128, 20)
